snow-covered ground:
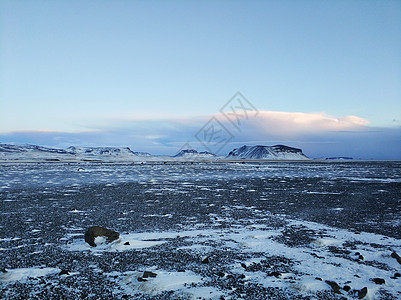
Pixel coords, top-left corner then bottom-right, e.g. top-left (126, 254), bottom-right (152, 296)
top-left (1, 161), bottom-right (400, 299)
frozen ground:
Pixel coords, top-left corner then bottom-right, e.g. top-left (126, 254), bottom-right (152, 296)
top-left (0, 161), bottom-right (400, 299)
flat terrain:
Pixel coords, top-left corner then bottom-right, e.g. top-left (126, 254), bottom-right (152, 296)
top-left (1, 161), bottom-right (400, 299)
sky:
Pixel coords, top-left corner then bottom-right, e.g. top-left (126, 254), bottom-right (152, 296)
top-left (0, 0), bottom-right (400, 159)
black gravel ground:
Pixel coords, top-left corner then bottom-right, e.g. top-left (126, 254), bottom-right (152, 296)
top-left (1, 161), bottom-right (400, 299)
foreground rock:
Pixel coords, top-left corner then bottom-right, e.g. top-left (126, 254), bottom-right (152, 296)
top-left (391, 251), bottom-right (401, 265)
top-left (84, 226), bottom-right (120, 247)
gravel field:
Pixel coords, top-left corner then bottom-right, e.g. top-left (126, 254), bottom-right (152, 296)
top-left (1, 161), bottom-right (400, 299)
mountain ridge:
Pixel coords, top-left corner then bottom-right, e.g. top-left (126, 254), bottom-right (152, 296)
top-left (0, 143), bottom-right (310, 161)
top-left (226, 144), bottom-right (309, 160)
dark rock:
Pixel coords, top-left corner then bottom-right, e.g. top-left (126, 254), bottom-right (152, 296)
top-left (1, 268), bottom-right (7, 273)
top-left (355, 252), bottom-right (360, 256)
top-left (216, 272), bottom-right (225, 278)
top-left (325, 280), bottom-right (342, 294)
top-left (241, 263), bottom-right (247, 269)
top-left (311, 253), bottom-right (325, 259)
top-left (358, 287), bottom-right (368, 299)
top-left (143, 271), bottom-right (157, 278)
top-left (354, 274), bottom-right (361, 278)
top-left (137, 277), bottom-right (147, 282)
top-left (58, 270), bottom-right (69, 276)
top-left (268, 272), bottom-right (281, 278)
top-left (84, 226), bottom-right (120, 247)
top-left (315, 277), bottom-right (322, 281)
top-left (358, 255), bottom-right (364, 260)
top-left (122, 295), bottom-right (129, 299)
top-left (202, 256), bottom-right (210, 264)
top-left (371, 278), bottom-right (385, 285)
top-left (177, 269), bottom-right (185, 272)
top-left (394, 272), bottom-right (401, 278)
top-left (391, 251), bottom-right (401, 265)
top-left (343, 285), bottom-right (351, 292)
top-left (124, 242), bottom-right (130, 245)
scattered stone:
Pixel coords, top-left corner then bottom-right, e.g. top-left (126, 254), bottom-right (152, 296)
top-left (315, 277), bottom-right (322, 281)
top-left (216, 272), bottom-right (225, 278)
top-left (143, 271), bottom-right (157, 278)
top-left (84, 226), bottom-right (120, 247)
top-left (59, 270), bottom-right (69, 276)
top-left (371, 278), bottom-right (385, 285)
top-left (124, 242), bottom-right (130, 245)
top-left (391, 251), bottom-right (401, 265)
top-left (343, 285), bottom-right (351, 292)
top-left (325, 280), bottom-right (342, 294)
top-left (1, 268), bottom-right (7, 273)
top-left (358, 287), bottom-right (368, 299)
top-left (201, 256), bottom-right (210, 264)
top-left (311, 253), bottom-right (325, 259)
top-left (241, 263), bottom-right (247, 269)
top-left (355, 252), bottom-right (360, 256)
top-left (358, 255), bottom-right (364, 260)
top-left (137, 277), bottom-right (147, 282)
top-left (394, 272), bottom-right (401, 278)
top-left (268, 272), bottom-right (281, 278)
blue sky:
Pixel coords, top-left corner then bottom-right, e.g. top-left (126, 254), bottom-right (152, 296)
top-left (0, 0), bottom-right (400, 158)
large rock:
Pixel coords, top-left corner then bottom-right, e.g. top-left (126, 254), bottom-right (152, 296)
top-left (84, 226), bottom-right (120, 247)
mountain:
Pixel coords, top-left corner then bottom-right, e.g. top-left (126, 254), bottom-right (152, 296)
top-left (0, 143), bottom-right (69, 154)
top-left (0, 144), bottom-right (150, 162)
top-left (226, 145), bottom-right (309, 160)
top-left (66, 146), bottom-right (139, 157)
top-left (0, 143), bottom-right (310, 162)
top-left (174, 149), bottom-right (217, 159)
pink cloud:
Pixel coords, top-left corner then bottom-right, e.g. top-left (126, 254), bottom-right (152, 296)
top-left (218, 111), bottom-right (371, 136)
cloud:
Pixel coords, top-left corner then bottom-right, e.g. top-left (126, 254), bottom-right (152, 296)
top-left (0, 110), bottom-right (399, 159)
top-left (217, 111), bottom-right (371, 137)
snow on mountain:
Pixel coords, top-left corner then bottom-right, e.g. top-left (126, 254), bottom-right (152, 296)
top-left (66, 146), bottom-right (137, 157)
top-left (174, 149), bottom-right (217, 160)
top-left (0, 144), bottom-right (150, 162)
top-left (0, 143), bottom-right (310, 162)
top-left (226, 145), bottom-right (309, 160)
top-left (0, 143), bottom-right (69, 154)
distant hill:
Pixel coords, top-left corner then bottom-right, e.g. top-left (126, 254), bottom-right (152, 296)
top-left (226, 145), bottom-right (309, 160)
top-left (174, 149), bottom-right (216, 159)
top-left (0, 144), bottom-right (150, 162)
top-left (0, 143), bottom-right (310, 162)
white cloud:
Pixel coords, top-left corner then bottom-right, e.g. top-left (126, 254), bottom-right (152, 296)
top-left (218, 111), bottom-right (370, 135)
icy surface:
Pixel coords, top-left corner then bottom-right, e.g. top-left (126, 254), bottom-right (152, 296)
top-left (1, 161), bottom-right (400, 299)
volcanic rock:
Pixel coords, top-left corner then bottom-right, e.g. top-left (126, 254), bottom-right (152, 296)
top-left (391, 251), bottom-right (401, 265)
top-left (358, 287), bottom-right (368, 299)
top-left (143, 271), bottom-right (157, 278)
top-left (325, 280), bottom-right (342, 294)
top-left (84, 226), bottom-right (120, 247)
top-left (371, 278), bottom-right (385, 285)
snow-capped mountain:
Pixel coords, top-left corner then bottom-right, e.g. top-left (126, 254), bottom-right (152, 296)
top-left (174, 149), bottom-right (217, 159)
top-left (0, 143), bottom-right (310, 162)
top-left (226, 145), bottom-right (309, 160)
top-left (0, 143), bottom-right (69, 154)
top-left (0, 144), bottom-right (150, 162)
top-left (66, 146), bottom-right (138, 157)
